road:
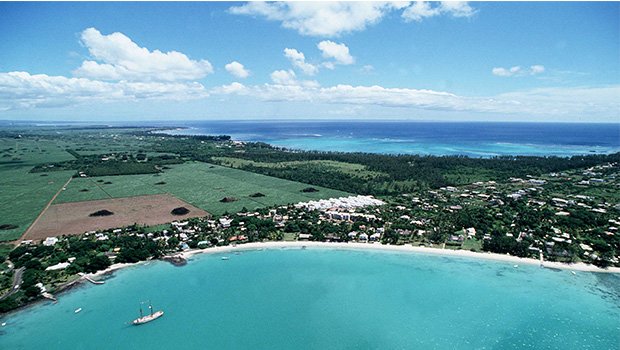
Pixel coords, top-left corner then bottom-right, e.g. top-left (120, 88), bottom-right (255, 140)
top-left (18, 175), bottom-right (73, 242)
top-left (0, 266), bottom-right (24, 300)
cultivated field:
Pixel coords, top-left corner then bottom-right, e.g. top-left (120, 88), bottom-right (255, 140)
top-left (24, 194), bottom-right (207, 241)
top-left (55, 162), bottom-right (350, 215)
top-left (0, 137), bottom-right (76, 242)
top-left (213, 157), bottom-right (386, 179)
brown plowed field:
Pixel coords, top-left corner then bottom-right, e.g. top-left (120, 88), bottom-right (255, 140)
top-left (23, 194), bottom-right (208, 241)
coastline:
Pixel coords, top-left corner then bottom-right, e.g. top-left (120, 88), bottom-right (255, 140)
top-left (177, 241), bottom-right (620, 273)
top-left (3, 241), bottom-right (618, 318)
top-left (87, 241), bottom-right (620, 278)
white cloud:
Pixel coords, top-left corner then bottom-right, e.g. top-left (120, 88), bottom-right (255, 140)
top-left (212, 82), bottom-right (247, 94)
top-left (283, 48), bottom-right (318, 75)
top-left (401, 1), bottom-right (440, 22)
top-left (270, 69), bottom-right (297, 86)
top-left (4, 68), bottom-right (618, 120)
top-left (361, 65), bottom-right (375, 73)
top-left (213, 79), bottom-right (620, 119)
top-left (492, 66), bottom-right (522, 77)
top-left (317, 40), bottom-right (355, 65)
top-left (230, 2), bottom-right (408, 37)
top-left (439, 2), bottom-right (477, 18)
top-left (530, 65), bottom-right (545, 75)
top-left (225, 61), bottom-right (250, 78)
top-left (270, 69), bottom-right (319, 88)
top-left (0, 71), bottom-right (207, 110)
top-left (73, 28), bottom-right (213, 82)
top-left (493, 65), bottom-right (546, 77)
top-left (402, 1), bottom-right (476, 22)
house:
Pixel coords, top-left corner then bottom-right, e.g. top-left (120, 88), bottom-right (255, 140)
top-left (358, 233), bottom-right (368, 241)
top-left (465, 228), bottom-right (476, 238)
top-left (43, 237), bottom-right (58, 246)
top-left (45, 262), bottom-right (70, 271)
top-left (219, 218), bottom-right (232, 228)
top-left (298, 233), bottom-right (312, 240)
top-left (229, 235), bottom-right (248, 242)
top-left (448, 235), bottom-right (464, 243)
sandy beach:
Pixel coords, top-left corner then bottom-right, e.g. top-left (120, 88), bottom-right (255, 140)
top-left (84, 241), bottom-right (620, 281)
top-left (178, 241), bottom-right (620, 273)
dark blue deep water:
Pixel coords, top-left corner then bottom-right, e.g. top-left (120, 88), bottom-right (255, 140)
top-left (159, 120), bottom-right (620, 157)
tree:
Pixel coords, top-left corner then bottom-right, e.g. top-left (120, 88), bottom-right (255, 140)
top-left (25, 285), bottom-right (41, 298)
top-left (86, 255), bottom-right (111, 273)
top-left (167, 236), bottom-right (180, 249)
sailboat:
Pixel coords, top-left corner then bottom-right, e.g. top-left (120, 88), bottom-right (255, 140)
top-left (132, 301), bottom-right (164, 325)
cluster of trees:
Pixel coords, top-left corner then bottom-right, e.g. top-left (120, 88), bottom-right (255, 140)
top-left (149, 134), bottom-right (620, 195)
top-left (482, 233), bottom-right (532, 257)
top-left (31, 151), bottom-right (183, 177)
top-left (0, 229), bottom-right (170, 313)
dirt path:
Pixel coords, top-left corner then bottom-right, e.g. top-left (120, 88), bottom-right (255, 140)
top-left (17, 176), bottom-right (73, 243)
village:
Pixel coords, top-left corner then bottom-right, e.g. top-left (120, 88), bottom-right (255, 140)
top-left (2, 159), bottom-right (618, 312)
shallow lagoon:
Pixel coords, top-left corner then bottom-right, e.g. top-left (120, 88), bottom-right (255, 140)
top-left (162, 121), bottom-right (620, 157)
top-left (2, 248), bottom-right (619, 349)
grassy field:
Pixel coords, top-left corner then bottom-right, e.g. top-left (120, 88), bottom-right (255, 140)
top-left (0, 168), bottom-right (75, 241)
top-left (0, 137), bottom-right (77, 242)
top-left (213, 157), bottom-right (385, 179)
top-left (0, 137), bottom-right (76, 166)
top-left (56, 162), bottom-right (350, 215)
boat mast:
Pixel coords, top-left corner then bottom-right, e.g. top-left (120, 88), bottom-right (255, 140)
top-left (149, 301), bottom-right (153, 316)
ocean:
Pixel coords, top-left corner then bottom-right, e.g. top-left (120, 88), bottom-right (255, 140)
top-left (2, 248), bottom-right (619, 349)
top-left (158, 120), bottom-right (620, 157)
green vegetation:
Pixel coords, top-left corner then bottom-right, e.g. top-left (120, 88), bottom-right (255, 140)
top-left (56, 162), bottom-right (350, 215)
top-left (204, 143), bottom-right (620, 196)
top-left (213, 157), bottom-right (386, 180)
top-left (0, 168), bottom-right (74, 242)
top-left (0, 122), bottom-right (618, 304)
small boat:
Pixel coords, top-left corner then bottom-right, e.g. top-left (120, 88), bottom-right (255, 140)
top-left (1, 322), bottom-right (6, 327)
top-left (132, 302), bottom-right (164, 325)
top-left (513, 265), bottom-right (518, 268)
top-left (221, 256), bottom-right (229, 261)
top-left (74, 308), bottom-right (82, 313)
top-left (571, 271), bottom-right (577, 275)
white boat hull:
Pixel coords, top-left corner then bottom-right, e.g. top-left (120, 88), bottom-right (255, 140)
top-left (132, 310), bottom-right (164, 325)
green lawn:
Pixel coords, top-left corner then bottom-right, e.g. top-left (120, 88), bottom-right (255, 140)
top-left (55, 162), bottom-right (351, 215)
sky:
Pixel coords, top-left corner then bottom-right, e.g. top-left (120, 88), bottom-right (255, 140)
top-left (0, 1), bottom-right (618, 122)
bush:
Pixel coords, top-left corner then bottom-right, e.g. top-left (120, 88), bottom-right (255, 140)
top-left (24, 285), bottom-right (41, 298)
top-left (89, 210), bottom-right (114, 217)
top-left (171, 207), bottom-right (190, 216)
top-left (0, 296), bottom-right (19, 313)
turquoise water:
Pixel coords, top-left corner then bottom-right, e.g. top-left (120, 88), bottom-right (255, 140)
top-left (159, 121), bottom-right (620, 157)
top-left (2, 248), bottom-right (619, 349)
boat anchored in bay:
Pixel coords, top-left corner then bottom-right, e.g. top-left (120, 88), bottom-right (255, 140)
top-left (132, 301), bottom-right (164, 325)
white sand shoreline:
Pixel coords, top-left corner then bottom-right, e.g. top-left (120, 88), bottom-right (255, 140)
top-left (87, 241), bottom-right (620, 280)
top-left (182, 241), bottom-right (620, 273)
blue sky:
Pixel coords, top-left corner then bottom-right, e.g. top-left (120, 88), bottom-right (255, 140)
top-left (0, 1), bottom-right (618, 122)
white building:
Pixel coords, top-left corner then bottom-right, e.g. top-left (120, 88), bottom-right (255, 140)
top-left (43, 237), bottom-right (58, 246)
